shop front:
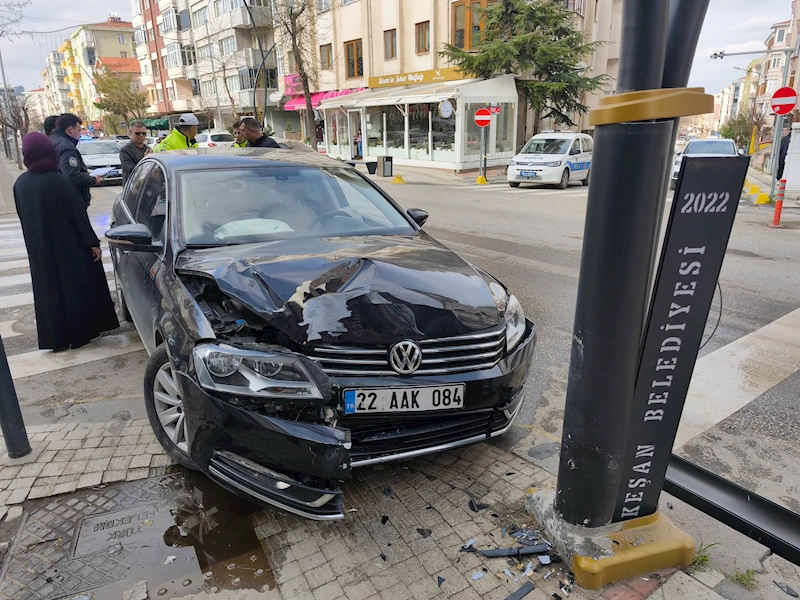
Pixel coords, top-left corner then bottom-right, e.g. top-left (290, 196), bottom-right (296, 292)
top-left (318, 73), bottom-right (518, 171)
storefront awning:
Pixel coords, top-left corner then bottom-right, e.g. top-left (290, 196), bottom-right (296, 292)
top-left (143, 118), bottom-right (169, 130)
top-left (318, 75), bottom-right (516, 110)
top-left (284, 88), bottom-right (365, 111)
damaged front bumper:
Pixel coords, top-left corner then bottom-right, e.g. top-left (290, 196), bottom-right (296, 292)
top-left (178, 322), bottom-right (535, 521)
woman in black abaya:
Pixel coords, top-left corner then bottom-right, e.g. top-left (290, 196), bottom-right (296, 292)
top-left (14, 132), bottom-right (119, 350)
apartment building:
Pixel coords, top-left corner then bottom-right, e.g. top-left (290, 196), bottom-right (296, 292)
top-left (22, 89), bottom-right (51, 130)
top-left (41, 51), bottom-right (73, 115)
top-left (302, 0), bottom-right (618, 170)
top-left (754, 21), bottom-right (793, 124)
top-left (131, 0), bottom-right (279, 129)
top-left (59, 17), bottom-right (136, 127)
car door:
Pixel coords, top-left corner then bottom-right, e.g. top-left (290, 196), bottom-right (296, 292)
top-left (579, 136), bottom-right (593, 180)
top-left (126, 164), bottom-right (168, 353)
top-left (568, 138), bottom-right (582, 180)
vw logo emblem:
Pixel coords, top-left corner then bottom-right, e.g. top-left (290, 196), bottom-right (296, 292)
top-left (388, 341), bottom-right (423, 375)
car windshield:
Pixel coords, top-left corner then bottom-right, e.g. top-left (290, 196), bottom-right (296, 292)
top-left (78, 142), bottom-right (121, 155)
top-left (180, 166), bottom-right (415, 245)
top-left (684, 140), bottom-right (736, 155)
top-left (520, 138), bottom-right (571, 155)
top-left (211, 134), bottom-right (234, 142)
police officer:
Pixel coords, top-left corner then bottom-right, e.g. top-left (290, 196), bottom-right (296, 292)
top-left (50, 113), bottom-right (102, 208)
top-left (154, 114), bottom-right (200, 152)
top-left (232, 119), bottom-right (248, 148)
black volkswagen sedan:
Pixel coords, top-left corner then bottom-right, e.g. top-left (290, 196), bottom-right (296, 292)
top-left (107, 149), bottom-right (536, 520)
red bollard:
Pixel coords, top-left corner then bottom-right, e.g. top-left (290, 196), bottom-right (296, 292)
top-left (770, 179), bottom-right (786, 228)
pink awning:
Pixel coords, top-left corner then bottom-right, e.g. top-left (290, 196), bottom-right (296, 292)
top-left (284, 88), bottom-right (365, 111)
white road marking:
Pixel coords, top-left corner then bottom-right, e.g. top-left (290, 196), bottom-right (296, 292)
top-left (8, 331), bottom-right (144, 379)
top-left (0, 320), bottom-right (22, 338)
top-left (0, 262), bottom-right (113, 288)
top-left (675, 307), bottom-right (800, 448)
top-left (0, 259), bottom-right (28, 272)
top-left (0, 278), bottom-right (116, 309)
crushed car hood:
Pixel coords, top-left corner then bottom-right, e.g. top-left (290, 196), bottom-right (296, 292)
top-left (176, 233), bottom-right (502, 346)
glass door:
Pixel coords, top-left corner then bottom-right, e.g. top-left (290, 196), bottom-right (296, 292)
top-left (349, 110), bottom-right (362, 159)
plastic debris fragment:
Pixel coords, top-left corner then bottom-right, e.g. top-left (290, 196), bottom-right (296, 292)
top-left (775, 582), bottom-right (800, 597)
top-left (437, 576), bottom-right (446, 588)
top-left (544, 570), bottom-right (553, 579)
top-left (472, 572), bottom-right (485, 580)
top-left (463, 538), bottom-right (476, 549)
top-left (164, 556), bottom-right (176, 565)
top-left (469, 498), bottom-right (489, 512)
top-left (504, 581), bottom-right (535, 600)
top-left (418, 528), bottom-right (432, 538)
top-left (538, 555), bottom-right (551, 565)
top-left (381, 515), bottom-right (389, 525)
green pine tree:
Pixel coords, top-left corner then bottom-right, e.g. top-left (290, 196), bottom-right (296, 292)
top-left (441, 0), bottom-right (608, 134)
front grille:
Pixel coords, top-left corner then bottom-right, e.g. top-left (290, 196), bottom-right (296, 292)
top-left (307, 326), bottom-right (506, 376)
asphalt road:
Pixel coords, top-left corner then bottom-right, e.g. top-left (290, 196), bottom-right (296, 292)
top-left (4, 175), bottom-right (799, 508)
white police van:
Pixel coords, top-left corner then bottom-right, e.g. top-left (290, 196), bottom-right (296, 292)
top-left (507, 132), bottom-right (593, 189)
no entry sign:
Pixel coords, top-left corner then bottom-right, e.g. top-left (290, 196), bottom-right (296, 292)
top-left (771, 87), bottom-right (797, 115)
top-left (474, 108), bottom-right (492, 128)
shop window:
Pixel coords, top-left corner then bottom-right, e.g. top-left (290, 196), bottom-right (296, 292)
top-left (495, 103), bottom-right (513, 153)
top-left (464, 102), bottom-right (483, 157)
top-left (320, 44), bottom-right (333, 69)
top-left (345, 39), bottom-right (363, 78)
top-left (416, 22), bottom-right (430, 54)
top-left (409, 103), bottom-right (431, 159)
top-left (384, 29), bottom-right (397, 60)
top-left (452, 0), bottom-right (492, 50)
top-left (365, 106), bottom-right (384, 157)
top-left (433, 100), bottom-right (456, 161)
top-left (386, 106), bottom-right (406, 158)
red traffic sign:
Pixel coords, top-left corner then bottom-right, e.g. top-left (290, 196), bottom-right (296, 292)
top-left (771, 87), bottom-right (797, 115)
top-left (474, 108), bottom-right (492, 128)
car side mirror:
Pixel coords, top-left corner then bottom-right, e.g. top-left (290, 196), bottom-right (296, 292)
top-left (738, 148), bottom-right (746, 155)
top-left (106, 223), bottom-right (158, 252)
top-left (407, 208), bottom-right (429, 227)
top-left (676, 150), bottom-right (683, 156)
top-left (570, 148), bottom-right (581, 155)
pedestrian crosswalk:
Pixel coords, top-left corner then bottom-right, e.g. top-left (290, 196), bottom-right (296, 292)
top-left (0, 215), bottom-right (144, 380)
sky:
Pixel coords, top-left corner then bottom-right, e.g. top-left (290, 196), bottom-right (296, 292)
top-left (0, 0), bottom-right (793, 95)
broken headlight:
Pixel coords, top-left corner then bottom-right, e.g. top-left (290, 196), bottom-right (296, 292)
top-left (489, 282), bottom-right (526, 352)
top-left (193, 343), bottom-right (323, 400)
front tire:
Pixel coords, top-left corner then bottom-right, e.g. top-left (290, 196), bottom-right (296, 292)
top-left (582, 168), bottom-right (590, 186)
top-left (509, 182), bottom-right (520, 188)
top-left (557, 169), bottom-right (570, 189)
top-left (144, 345), bottom-right (198, 470)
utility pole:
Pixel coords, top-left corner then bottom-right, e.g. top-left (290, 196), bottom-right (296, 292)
top-left (0, 44), bottom-right (22, 170)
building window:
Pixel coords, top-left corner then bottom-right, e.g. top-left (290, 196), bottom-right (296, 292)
top-left (220, 35), bottom-right (237, 56)
top-left (201, 79), bottom-right (216, 96)
top-left (563, 0), bottom-right (586, 16)
top-left (276, 46), bottom-right (283, 76)
top-left (193, 6), bottom-right (209, 25)
top-left (214, 0), bottom-right (242, 16)
top-left (118, 34), bottom-right (126, 44)
top-left (161, 8), bottom-right (178, 34)
top-left (452, 0), bottom-right (492, 50)
top-left (767, 79), bottom-right (778, 94)
top-left (226, 74), bottom-right (241, 92)
top-left (320, 44), bottom-right (332, 69)
top-left (190, 78), bottom-right (200, 95)
top-left (317, 0), bottom-right (330, 10)
top-left (120, 51), bottom-right (128, 58)
top-left (197, 44), bottom-right (213, 60)
top-left (134, 26), bottom-right (148, 45)
top-left (770, 54), bottom-right (782, 69)
top-left (130, 0), bottom-right (142, 16)
top-left (287, 50), bottom-right (297, 73)
top-left (182, 45), bottom-right (196, 65)
top-left (147, 26), bottom-right (154, 42)
top-left (777, 29), bottom-right (785, 43)
top-left (164, 43), bottom-right (181, 69)
top-left (151, 59), bottom-right (160, 77)
top-left (345, 39), bottom-right (363, 78)
top-left (156, 88), bottom-right (164, 101)
top-left (167, 85), bottom-right (175, 100)
top-left (342, 0), bottom-right (358, 4)
top-left (415, 21), bottom-right (430, 54)
top-left (384, 29), bottom-right (396, 60)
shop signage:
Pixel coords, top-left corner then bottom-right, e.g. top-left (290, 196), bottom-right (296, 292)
top-left (439, 100), bottom-right (454, 119)
top-left (612, 155), bottom-right (750, 522)
top-left (368, 67), bottom-right (463, 89)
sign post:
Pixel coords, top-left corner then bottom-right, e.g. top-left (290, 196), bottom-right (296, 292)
top-left (613, 155), bottom-right (750, 521)
top-left (474, 108), bottom-right (491, 185)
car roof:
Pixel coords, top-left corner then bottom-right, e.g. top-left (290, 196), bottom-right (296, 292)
top-left (78, 139), bottom-right (118, 143)
top-left (144, 148), bottom-right (348, 171)
top-left (531, 132), bottom-right (585, 139)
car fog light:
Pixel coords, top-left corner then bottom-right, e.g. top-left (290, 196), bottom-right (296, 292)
top-left (205, 352), bottom-right (242, 377)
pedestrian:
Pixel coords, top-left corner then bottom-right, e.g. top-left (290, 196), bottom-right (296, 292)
top-left (232, 119), bottom-right (248, 148)
top-left (240, 117), bottom-right (280, 148)
top-left (14, 133), bottom-right (119, 351)
top-left (356, 129), bottom-right (363, 157)
top-left (50, 113), bottom-right (103, 207)
top-left (120, 120), bottom-right (151, 183)
top-left (154, 114), bottom-right (199, 152)
top-left (43, 115), bottom-right (58, 137)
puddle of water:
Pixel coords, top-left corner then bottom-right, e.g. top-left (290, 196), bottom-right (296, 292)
top-left (0, 470), bottom-right (276, 600)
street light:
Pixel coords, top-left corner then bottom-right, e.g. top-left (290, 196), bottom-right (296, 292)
top-left (712, 46), bottom-right (794, 199)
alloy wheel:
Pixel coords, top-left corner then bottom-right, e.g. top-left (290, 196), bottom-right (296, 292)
top-left (153, 362), bottom-right (189, 453)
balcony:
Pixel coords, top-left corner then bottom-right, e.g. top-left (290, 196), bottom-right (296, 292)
top-left (158, 0), bottom-right (177, 12)
top-left (229, 5), bottom-right (273, 29)
top-left (172, 97), bottom-right (193, 112)
top-left (167, 64), bottom-right (189, 81)
top-left (140, 73), bottom-right (154, 87)
top-left (238, 88), bottom-right (272, 110)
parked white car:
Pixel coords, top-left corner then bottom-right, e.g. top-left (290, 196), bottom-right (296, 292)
top-left (670, 138), bottom-right (740, 189)
top-left (507, 132), bottom-right (592, 189)
top-left (196, 131), bottom-right (235, 148)
top-left (77, 140), bottom-right (123, 185)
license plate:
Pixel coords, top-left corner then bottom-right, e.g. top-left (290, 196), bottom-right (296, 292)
top-left (344, 385), bottom-right (465, 414)
top-left (520, 170), bottom-right (541, 179)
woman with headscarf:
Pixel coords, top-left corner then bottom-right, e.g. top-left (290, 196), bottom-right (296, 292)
top-left (14, 133), bottom-right (119, 351)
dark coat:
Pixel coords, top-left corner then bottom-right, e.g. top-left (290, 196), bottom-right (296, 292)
top-left (249, 134), bottom-right (281, 148)
top-left (14, 171), bottom-right (119, 350)
top-left (777, 132), bottom-right (791, 181)
top-left (120, 141), bottom-right (148, 184)
top-left (50, 129), bottom-right (95, 207)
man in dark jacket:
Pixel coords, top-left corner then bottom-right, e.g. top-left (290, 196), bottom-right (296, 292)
top-left (241, 117), bottom-right (280, 148)
top-left (50, 113), bottom-right (102, 207)
top-left (43, 115), bottom-right (58, 137)
top-left (120, 120), bottom-right (151, 184)
top-left (777, 131), bottom-right (791, 181)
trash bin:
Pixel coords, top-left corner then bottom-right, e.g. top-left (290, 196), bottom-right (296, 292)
top-left (377, 155), bottom-right (393, 177)
top-left (366, 161), bottom-right (378, 175)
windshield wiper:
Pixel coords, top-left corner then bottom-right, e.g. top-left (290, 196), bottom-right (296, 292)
top-left (185, 242), bottom-right (242, 249)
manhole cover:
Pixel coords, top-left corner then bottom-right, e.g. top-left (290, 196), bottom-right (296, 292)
top-left (0, 471), bottom-right (275, 600)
